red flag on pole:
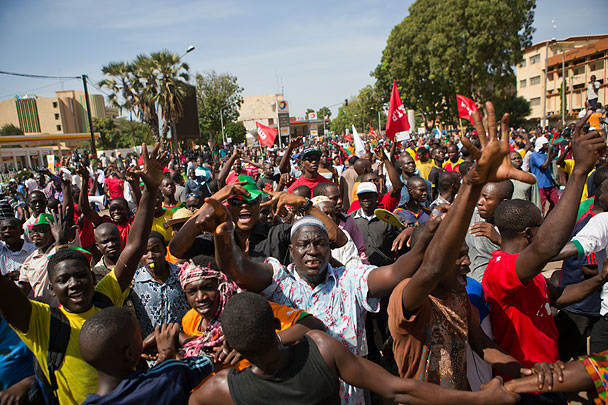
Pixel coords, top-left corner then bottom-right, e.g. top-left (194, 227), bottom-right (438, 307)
top-left (256, 122), bottom-right (278, 147)
top-left (385, 80), bottom-right (410, 141)
top-left (368, 126), bottom-right (378, 138)
top-left (456, 94), bottom-right (479, 122)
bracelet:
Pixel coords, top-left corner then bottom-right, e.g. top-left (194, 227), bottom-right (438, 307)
top-left (300, 198), bottom-right (313, 213)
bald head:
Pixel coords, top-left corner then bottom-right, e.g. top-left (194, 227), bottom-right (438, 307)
top-left (94, 223), bottom-right (122, 262)
top-left (353, 158), bottom-right (371, 176)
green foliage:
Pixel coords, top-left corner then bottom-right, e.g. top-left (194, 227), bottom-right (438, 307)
top-left (223, 121), bottom-right (247, 145)
top-left (100, 50), bottom-right (190, 144)
top-left (373, 0), bottom-right (536, 127)
top-left (195, 71), bottom-right (244, 146)
top-left (0, 123), bottom-right (24, 136)
top-left (559, 80), bottom-right (568, 117)
top-left (493, 94), bottom-right (531, 128)
top-left (317, 106), bottom-right (332, 120)
top-left (92, 117), bottom-right (153, 150)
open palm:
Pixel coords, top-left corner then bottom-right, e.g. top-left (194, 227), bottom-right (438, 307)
top-left (133, 143), bottom-right (170, 189)
top-left (462, 102), bottom-right (536, 185)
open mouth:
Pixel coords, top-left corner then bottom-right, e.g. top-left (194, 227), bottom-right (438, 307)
top-left (238, 212), bottom-right (252, 224)
top-left (304, 259), bottom-right (321, 268)
top-left (69, 290), bottom-right (86, 302)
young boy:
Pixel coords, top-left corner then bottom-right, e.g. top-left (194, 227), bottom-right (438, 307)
top-left (80, 307), bottom-right (212, 404)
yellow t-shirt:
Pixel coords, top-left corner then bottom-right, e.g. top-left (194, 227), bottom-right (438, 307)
top-left (12, 270), bottom-right (129, 405)
top-left (151, 210), bottom-right (174, 242)
top-left (560, 159), bottom-right (590, 201)
top-left (416, 161), bottom-right (434, 181)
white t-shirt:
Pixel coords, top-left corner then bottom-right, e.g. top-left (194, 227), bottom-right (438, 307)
top-left (588, 81), bottom-right (600, 100)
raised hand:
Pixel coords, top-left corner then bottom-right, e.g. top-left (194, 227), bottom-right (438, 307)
top-left (212, 181), bottom-right (250, 202)
top-left (133, 143), bottom-right (170, 189)
top-left (262, 191), bottom-right (307, 216)
top-left (571, 111), bottom-right (606, 175)
top-left (289, 136), bottom-right (303, 150)
top-left (75, 163), bottom-right (89, 181)
top-left (195, 198), bottom-right (231, 234)
top-left (50, 206), bottom-right (70, 245)
top-left (469, 221), bottom-right (501, 245)
top-left (125, 166), bottom-right (140, 183)
top-left (461, 102), bottom-right (536, 185)
top-left (154, 323), bottom-right (181, 363)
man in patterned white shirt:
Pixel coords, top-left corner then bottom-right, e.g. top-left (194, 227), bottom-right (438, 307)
top-left (200, 197), bottom-right (438, 405)
top-left (0, 217), bottom-right (35, 280)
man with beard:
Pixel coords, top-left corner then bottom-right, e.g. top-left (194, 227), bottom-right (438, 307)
top-left (169, 175), bottom-right (346, 265)
top-left (202, 188), bottom-right (449, 403)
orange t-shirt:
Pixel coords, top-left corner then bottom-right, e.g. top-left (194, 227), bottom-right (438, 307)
top-left (182, 301), bottom-right (309, 370)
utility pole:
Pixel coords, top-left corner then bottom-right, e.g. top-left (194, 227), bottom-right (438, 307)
top-left (82, 74), bottom-right (97, 156)
top-left (220, 108), bottom-right (226, 145)
top-left (543, 42), bottom-right (548, 130)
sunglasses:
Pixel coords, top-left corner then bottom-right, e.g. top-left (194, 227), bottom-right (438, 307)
top-left (228, 196), bottom-right (259, 206)
top-left (186, 193), bottom-right (202, 198)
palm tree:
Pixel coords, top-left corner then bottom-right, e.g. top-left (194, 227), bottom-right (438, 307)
top-left (99, 61), bottom-right (135, 116)
top-left (131, 55), bottom-right (161, 142)
top-left (147, 50), bottom-right (190, 144)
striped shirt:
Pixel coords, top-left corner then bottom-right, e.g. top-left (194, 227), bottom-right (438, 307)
top-left (0, 240), bottom-right (36, 275)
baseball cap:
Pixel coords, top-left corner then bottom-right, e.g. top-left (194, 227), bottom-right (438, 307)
top-left (27, 213), bottom-right (54, 230)
top-left (229, 175), bottom-right (268, 202)
top-left (535, 137), bottom-right (548, 152)
top-left (301, 147), bottom-right (322, 160)
top-left (356, 182), bottom-right (378, 195)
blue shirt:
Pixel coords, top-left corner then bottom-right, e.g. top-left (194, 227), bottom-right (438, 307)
top-left (560, 212), bottom-right (601, 316)
top-left (529, 152), bottom-right (554, 188)
top-left (131, 263), bottom-right (190, 338)
top-left (81, 357), bottom-right (212, 405)
top-left (0, 317), bottom-right (34, 390)
top-left (394, 206), bottom-right (431, 226)
top-left (466, 277), bottom-right (490, 321)
top-left (398, 174), bottom-right (432, 207)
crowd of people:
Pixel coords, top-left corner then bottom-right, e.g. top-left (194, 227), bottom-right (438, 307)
top-left (1, 102), bottom-right (608, 405)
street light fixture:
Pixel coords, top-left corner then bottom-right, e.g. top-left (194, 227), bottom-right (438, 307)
top-left (180, 45), bottom-right (195, 59)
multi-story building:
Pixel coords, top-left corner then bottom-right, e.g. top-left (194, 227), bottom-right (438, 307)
top-left (237, 93), bottom-right (284, 132)
top-left (0, 90), bottom-right (118, 135)
top-left (516, 34), bottom-right (608, 127)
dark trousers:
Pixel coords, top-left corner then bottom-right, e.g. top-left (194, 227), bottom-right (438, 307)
top-left (518, 393), bottom-right (566, 405)
top-left (555, 310), bottom-right (599, 361)
top-left (539, 187), bottom-right (559, 215)
top-left (590, 315), bottom-right (608, 353)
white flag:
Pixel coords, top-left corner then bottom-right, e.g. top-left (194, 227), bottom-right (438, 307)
top-left (352, 125), bottom-right (365, 155)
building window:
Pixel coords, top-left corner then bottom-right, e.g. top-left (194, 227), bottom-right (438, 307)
top-left (548, 72), bottom-right (554, 81)
top-left (530, 97), bottom-right (541, 106)
top-left (56, 125), bottom-right (62, 131)
top-left (52, 102), bottom-right (58, 108)
top-left (530, 54), bottom-right (541, 64)
top-left (590, 60), bottom-right (604, 72)
top-left (520, 79), bottom-right (527, 88)
top-left (530, 75), bottom-right (541, 85)
top-left (573, 66), bottom-right (584, 76)
top-left (519, 59), bottom-right (526, 68)
top-left (268, 118), bottom-right (274, 125)
top-left (54, 113), bottom-right (60, 120)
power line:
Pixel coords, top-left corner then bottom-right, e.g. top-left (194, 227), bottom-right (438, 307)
top-left (0, 81), bottom-right (63, 99)
top-left (85, 77), bottom-right (111, 97)
top-left (0, 70), bottom-right (81, 80)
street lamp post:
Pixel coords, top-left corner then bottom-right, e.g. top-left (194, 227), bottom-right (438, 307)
top-left (172, 45), bottom-right (195, 152)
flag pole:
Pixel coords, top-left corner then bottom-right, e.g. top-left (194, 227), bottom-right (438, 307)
top-left (459, 117), bottom-right (464, 137)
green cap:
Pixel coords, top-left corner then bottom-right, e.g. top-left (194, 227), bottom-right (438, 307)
top-left (27, 213), bottom-right (54, 230)
top-left (231, 175), bottom-right (268, 202)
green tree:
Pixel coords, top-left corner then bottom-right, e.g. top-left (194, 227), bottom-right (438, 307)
top-left (373, 0), bottom-right (536, 128)
top-left (0, 123), bottom-right (24, 136)
top-left (92, 117), bottom-right (153, 150)
top-left (195, 71), bottom-right (244, 146)
top-left (330, 86), bottom-right (386, 134)
top-left (317, 106), bottom-right (332, 120)
top-left (99, 62), bottom-right (135, 117)
top-left (493, 94), bottom-right (531, 128)
top-left (224, 121), bottom-right (247, 145)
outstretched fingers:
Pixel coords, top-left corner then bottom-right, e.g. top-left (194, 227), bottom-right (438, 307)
top-left (485, 101), bottom-right (498, 141)
top-left (471, 109), bottom-right (487, 148)
top-left (500, 113), bottom-right (510, 143)
top-left (573, 111), bottom-right (593, 139)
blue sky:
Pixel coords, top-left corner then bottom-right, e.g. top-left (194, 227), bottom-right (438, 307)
top-left (0, 0), bottom-right (606, 117)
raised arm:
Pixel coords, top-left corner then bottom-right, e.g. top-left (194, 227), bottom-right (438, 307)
top-left (0, 275), bottom-right (32, 333)
top-left (376, 144), bottom-right (402, 197)
top-left (113, 143), bottom-right (169, 291)
top-left (217, 149), bottom-right (240, 187)
top-left (516, 112), bottom-right (605, 284)
top-left (279, 136), bottom-right (302, 174)
top-left (206, 199), bottom-right (274, 292)
top-left (76, 165), bottom-right (103, 227)
top-left (266, 191), bottom-right (348, 247)
top-left (125, 166), bottom-right (142, 205)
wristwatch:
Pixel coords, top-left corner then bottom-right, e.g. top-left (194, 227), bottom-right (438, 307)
top-left (300, 198), bottom-right (313, 213)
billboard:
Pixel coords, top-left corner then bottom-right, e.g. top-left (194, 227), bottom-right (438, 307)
top-left (175, 84), bottom-right (200, 140)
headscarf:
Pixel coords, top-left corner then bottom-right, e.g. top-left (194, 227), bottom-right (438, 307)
top-left (178, 260), bottom-right (240, 359)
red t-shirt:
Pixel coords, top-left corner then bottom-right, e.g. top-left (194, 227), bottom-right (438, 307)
top-left (287, 175), bottom-right (334, 196)
top-left (482, 250), bottom-right (559, 371)
top-left (346, 192), bottom-right (400, 214)
top-left (102, 215), bottom-right (134, 249)
top-left (226, 169), bottom-right (256, 185)
top-left (74, 205), bottom-right (95, 248)
top-left (104, 177), bottom-right (124, 199)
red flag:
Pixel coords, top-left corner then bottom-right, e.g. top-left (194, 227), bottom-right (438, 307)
top-left (385, 80), bottom-right (410, 141)
top-left (368, 126), bottom-right (378, 138)
top-left (256, 122), bottom-right (278, 147)
top-left (456, 94), bottom-right (479, 122)
top-left (344, 134), bottom-right (353, 143)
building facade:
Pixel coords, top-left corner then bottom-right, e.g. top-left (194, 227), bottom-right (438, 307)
top-left (237, 93), bottom-right (284, 132)
top-left (0, 90), bottom-right (118, 135)
top-left (516, 34), bottom-right (608, 127)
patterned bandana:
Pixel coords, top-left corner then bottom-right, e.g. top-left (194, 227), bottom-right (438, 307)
top-left (178, 261), bottom-right (240, 360)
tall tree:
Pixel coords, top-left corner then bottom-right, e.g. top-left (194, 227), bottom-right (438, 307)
top-left (373, 0), bottom-right (536, 128)
top-left (317, 106), bottom-right (332, 120)
top-left (195, 71), bottom-right (243, 146)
